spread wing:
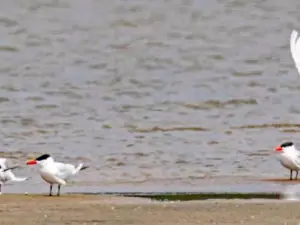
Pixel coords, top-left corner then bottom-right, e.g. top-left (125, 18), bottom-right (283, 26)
top-left (0, 158), bottom-right (26, 182)
top-left (0, 158), bottom-right (21, 172)
top-left (290, 30), bottom-right (300, 76)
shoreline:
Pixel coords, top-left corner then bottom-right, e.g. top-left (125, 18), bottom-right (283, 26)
top-left (69, 191), bottom-right (282, 201)
top-left (3, 175), bottom-right (299, 195)
top-left (0, 191), bottom-right (284, 201)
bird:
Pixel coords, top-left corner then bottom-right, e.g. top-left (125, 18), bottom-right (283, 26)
top-left (26, 154), bottom-right (88, 196)
top-left (0, 158), bottom-right (28, 194)
top-left (290, 30), bottom-right (300, 76)
top-left (273, 31), bottom-right (300, 180)
top-left (274, 142), bottom-right (300, 180)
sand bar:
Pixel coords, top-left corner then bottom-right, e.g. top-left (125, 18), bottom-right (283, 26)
top-left (0, 194), bottom-right (300, 224)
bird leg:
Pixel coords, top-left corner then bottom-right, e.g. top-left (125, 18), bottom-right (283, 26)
top-left (290, 170), bottom-right (293, 180)
top-left (296, 171), bottom-right (299, 180)
top-left (0, 184), bottom-right (2, 195)
top-left (49, 184), bottom-right (52, 196)
top-left (57, 185), bottom-right (61, 196)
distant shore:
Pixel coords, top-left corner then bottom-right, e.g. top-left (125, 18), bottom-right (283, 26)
top-left (0, 194), bottom-right (300, 225)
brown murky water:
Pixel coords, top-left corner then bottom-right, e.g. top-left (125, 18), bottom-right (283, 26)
top-left (1, 0), bottom-right (300, 193)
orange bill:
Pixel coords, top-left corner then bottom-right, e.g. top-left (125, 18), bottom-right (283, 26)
top-left (26, 159), bottom-right (37, 165)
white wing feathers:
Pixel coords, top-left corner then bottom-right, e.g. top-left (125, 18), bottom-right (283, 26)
top-left (290, 30), bottom-right (300, 76)
top-left (54, 162), bottom-right (83, 181)
top-left (0, 158), bottom-right (27, 183)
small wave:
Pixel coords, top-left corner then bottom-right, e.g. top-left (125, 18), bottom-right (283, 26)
top-left (232, 70), bottom-right (262, 77)
top-left (26, 96), bottom-right (45, 102)
top-left (35, 104), bottom-right (58, 109)
top-left (180, 99), bottom-right (257, 110)
top-left (281, 129), bottom-right (300, 133)
top-left (110, 19), bottom-right (137, 28)
top-left (0, 97), bottom-right (10, 103)
top-left (207, 141), bottom-right (219, 145)
top-left (0, 17), bottom-right (18, 27)
top-left (247, 151), bottom-right (270, 156)
top-left (0, 45), bottom-right (18, 52)
top-left (20, 118), bottom-right (36, 126)
top-left (1, 119), bottom-right (17, 124)
top-left (232, 123), bottom-right (300, 129)
top-left (176, 159), bottom-right (188, 164)
top-left (127, 125), bottom-right (209, 133)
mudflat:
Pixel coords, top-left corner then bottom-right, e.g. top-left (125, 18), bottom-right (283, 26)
top-left (0, 194), bottom-right (300, 224)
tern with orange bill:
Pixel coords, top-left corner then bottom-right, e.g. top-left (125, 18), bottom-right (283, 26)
top-left (26, 154), bottom-right (88, 196)
top-left (274, 142), bottom-right (300, 180)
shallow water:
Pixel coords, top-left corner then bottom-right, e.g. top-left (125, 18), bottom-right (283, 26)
top-left (1, 0), bottom-right (300, 193)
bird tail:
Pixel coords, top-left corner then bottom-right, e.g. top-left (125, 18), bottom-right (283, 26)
top-left (6, 171), bottom-right (28, 182)
top-left (11, 176), bottom-right (28, 182)
top-left (80, 165), bottom-right (89, 171)
top-left (74, 163), bottom-right (88, 174)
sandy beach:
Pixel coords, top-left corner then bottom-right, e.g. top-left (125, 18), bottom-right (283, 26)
top-left (0, 194), bottom-right (299, 225)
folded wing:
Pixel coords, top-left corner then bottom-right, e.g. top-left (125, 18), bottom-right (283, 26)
top-left (54, 162), bottom-right (78, 181)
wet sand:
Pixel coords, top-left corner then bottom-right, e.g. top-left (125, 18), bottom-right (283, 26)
top-left (1, 194), bottom-right (300, 225)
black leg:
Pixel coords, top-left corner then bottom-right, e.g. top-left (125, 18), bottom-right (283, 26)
top-left (290, 170), bottom-right (293, 180)
top-left (49, 184), bottom-right (52, 196)
top-left (57, 185), bottom-right (61, 196)
top-left (296, 171), bottom-right (299, 180)
top-left (0, 184), bottom-right (2, 194)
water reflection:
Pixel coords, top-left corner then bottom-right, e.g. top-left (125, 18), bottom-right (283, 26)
top-left (282, 184), bottom-right (300, 201)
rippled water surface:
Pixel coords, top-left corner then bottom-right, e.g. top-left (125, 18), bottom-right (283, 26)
top-left (1, 0), bottom-right (300, 193)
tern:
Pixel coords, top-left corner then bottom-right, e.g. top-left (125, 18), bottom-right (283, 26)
top-left (274, 142), bottom-right (300, 180)
top-left (26, 154), bottom-right (88, 196)
top-left (0, 158), bottom-right (28, 194)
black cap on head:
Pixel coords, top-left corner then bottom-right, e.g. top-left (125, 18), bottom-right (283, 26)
top-left (280, 142), bottom-right (294, 148)
top-left (35, 154), bottom-right (51, 161)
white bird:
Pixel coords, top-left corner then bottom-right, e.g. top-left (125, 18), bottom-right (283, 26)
top-left (274, 142), bottom-right (300, 180)
top-left (26, 154), bottom-right (88, 196)
top-left (290, 30), bottom-right (300, 76)
top-left (0, 158), bottom-right (28, 194)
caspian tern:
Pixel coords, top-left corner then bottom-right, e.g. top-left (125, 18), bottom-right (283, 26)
top-left (290, 30), bottom-right (300, 75)
top-left (0, 158), bottom-right (28, 194)
top-left (26, 154), bottom-right (88, 196)
top-left (274, 142), bottom-right (300, 180)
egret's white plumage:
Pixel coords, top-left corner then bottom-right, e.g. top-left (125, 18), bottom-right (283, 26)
top-left (26, 154), bottom-right (88, 196)
top-left (290, 30), bottom-right (300, 75)
top-left (0, 158), bottom-right (28, 194)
